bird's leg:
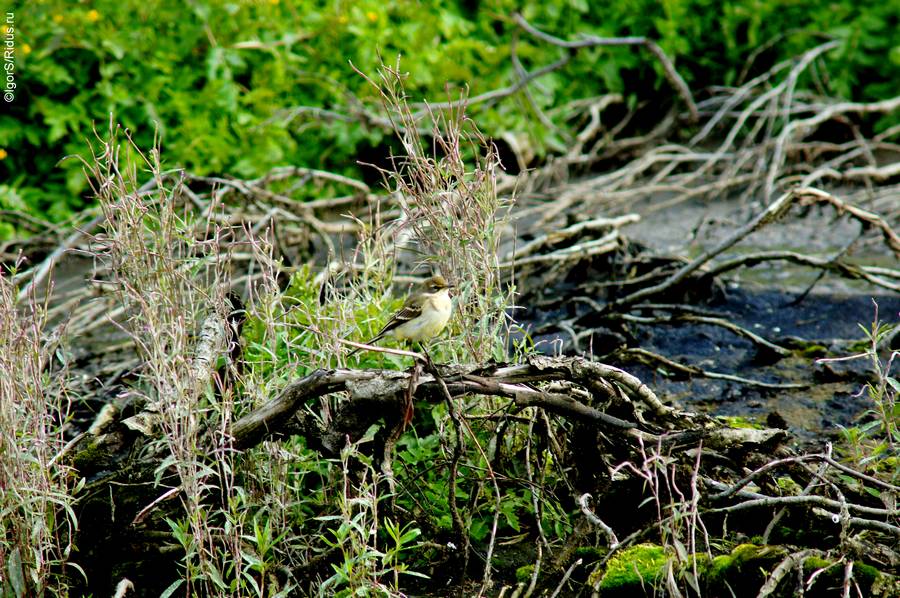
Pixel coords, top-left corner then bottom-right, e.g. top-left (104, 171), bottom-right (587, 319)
top-left (417, 342), bottom-right (435, 370)
top-left (400, 343), bottom-right (436, 428)
top-left (401, 359), bottom-right (419, 428)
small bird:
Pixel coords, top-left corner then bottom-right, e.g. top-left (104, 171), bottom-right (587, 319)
top-left (349, 274), bottom-right (454, 356)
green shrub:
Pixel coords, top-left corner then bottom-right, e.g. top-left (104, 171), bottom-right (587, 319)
top-left (5, 0), bottom-right (897, 230)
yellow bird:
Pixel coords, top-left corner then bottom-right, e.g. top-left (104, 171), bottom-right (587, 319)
top-left (349, 275), bottom-right (454, 355)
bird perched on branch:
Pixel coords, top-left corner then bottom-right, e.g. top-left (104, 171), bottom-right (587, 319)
top-left (349, 274), bottom-right (454, 356)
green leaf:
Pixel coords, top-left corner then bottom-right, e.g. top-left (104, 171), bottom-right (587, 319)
top-left (7, 548), bottom-right (25, 598)
top-left (864, 486), bottom-right (882, 499)
top-left (885, 376), bottom-right (899, 394)
top-left (159, 579), bottom-right (184, 598)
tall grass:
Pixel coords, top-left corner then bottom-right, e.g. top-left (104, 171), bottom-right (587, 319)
top-left (85, 124), bottom-right (248, 595)
top-left (358, 61), bottom-right (516, 363)
top-left (0, 268), bottom-right (81, 596)
top-left (822, 303), bottom-right (899, 484)
top-left (243, 63), bottom-right (519, 371)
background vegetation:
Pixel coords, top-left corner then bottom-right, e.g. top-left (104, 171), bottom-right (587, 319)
top-left (3, 0), bottom-right (898, 233)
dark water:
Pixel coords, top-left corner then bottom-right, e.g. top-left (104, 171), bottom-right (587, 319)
top-left (523, 284), bottom-right (898, 445)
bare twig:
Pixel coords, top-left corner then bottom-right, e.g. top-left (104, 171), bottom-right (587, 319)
top-left (15, 213), bottom-right (104, 299)
top-left (512, 13), bottom-right (698, 122)
top-left (605, 187), bottom-right (839, 312)
top-left (579, 493), bottom-right (619, 549)
top-left (621, 347), bottom-right (807, 390)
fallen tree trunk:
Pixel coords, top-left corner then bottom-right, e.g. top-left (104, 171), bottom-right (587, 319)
top-left (229, 355), bottom-right (788, 457)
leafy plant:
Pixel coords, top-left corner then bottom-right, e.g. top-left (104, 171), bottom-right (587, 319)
top-left (5, 0), bottom-right (897, 233)
top-left (823, 303), bottom-right (899, 484)
top-left (0, 264), bottom-right (83, 597)
top-left (318, 428), bottom-right (427, 597)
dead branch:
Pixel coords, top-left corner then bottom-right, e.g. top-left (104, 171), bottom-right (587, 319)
top-left (710, 452), bottom-right (900, 501)
top-left (511, 13), bottom-right (699, 122)
top-left (228, 355), bottom-right (790, 455)
top-left (757, 550), bottom-right (817, 598)
top-left (416, 53), bottom-right (573, 117)
top-left (613, 311), bottom-right (791, 357)
top-left (579, 493), bottom-right (619, 549)
top-left (699, 250), bottom-right (900, 293)
top-left (604, 186), bottom-right (803, 312)
top-left (504, 215), bottom-right (639, 262)
top-left (766, 95), bottom-right (900, 200)
top-left (795, 187), bottom-right (900, 256)
top-left (15, 213), bottom-right (104, 300)
top-left (620, 347), bottom-right (807, 390)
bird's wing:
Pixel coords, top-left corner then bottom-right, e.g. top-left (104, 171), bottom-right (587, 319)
top-left (375, 298), bottom-right (423, 337)
top-left (348, 295), bottom-right (425, 356)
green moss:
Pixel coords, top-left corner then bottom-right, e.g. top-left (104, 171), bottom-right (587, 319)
top-left (799, 344), bottom-right (829, 357)
top-left (775, 476), bottom-right (802, 495)
top-left (705, 543), bottom-right (788, 591)
top-left (854, 561), bottom-right (882, 584)
top-left (803, 557), bottom-right (873, 595)
top-left (597, 543), bottom-right (667, 591)
top-left (787, 340), bottom-right (829, 358)
top-left (71, 438), bottom-right (114, 472)
top-left (717, 415), bottom-right (764, 429)
top-left (803, 556), bottom-right (833, 571)
top-left (801, 557), bottom-right (890, 595)
top-left (871, 573), bottom-right (900, 597)
top-left (515, 565), bottom-right (534, 584)
top-left (594, 544), bottom-right (895, 597)
top-left (689, 553), bottom-right (712, 574)
top-left (707, 554), bottom-right (734, 581)
top-left (847, 340), bottom-right (870, 353)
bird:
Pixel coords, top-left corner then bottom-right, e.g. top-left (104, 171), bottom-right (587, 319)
top-left (348, 274), bottom-right (454, 357)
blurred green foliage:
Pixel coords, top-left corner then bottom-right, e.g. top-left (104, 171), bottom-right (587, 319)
top-left (3, 0), bottom-right (898, 229)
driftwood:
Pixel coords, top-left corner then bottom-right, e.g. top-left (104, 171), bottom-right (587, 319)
top-left (228, 355), bottom-right (785, 454)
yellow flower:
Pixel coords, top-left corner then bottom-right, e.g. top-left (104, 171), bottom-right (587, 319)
top-left (269, 0), bottom-right (280, 4)
top-left (366, 11), bottom-right (378, 22)
top-left (86, 9), bottom-right (100, 22)
top-left (52, 14), bottom-right (63, 23)
top-left (22, 43), bottom-right (31, 55)
top-left (337, 14), bottom-right (348, 24)
top-left (0, 149), bottom-right (7, 160)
